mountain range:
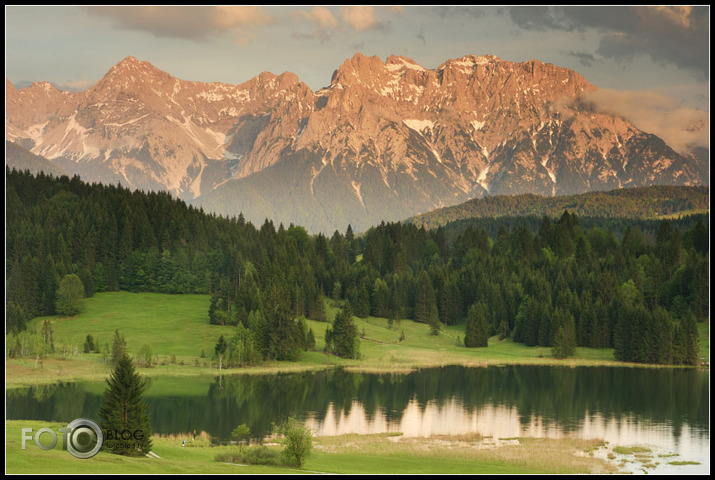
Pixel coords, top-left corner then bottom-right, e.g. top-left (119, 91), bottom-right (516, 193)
top-left (6, 53), bottom-right (707, 233)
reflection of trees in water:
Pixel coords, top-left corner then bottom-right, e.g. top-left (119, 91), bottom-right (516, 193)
top-left (6, 366), bottom-right (708, 441)
top-left (6, 382), bottom-right (102, 424)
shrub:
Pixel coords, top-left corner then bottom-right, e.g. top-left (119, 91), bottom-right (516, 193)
top-left (215, 445), bottom-right (282, 466)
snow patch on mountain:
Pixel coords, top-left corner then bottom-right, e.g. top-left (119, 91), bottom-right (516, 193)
top-left (477, 165), bottom-right (490, 192)
top-left (403, 119), bottom-right (434, 132)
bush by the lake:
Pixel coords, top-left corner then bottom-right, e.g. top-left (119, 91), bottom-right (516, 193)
top-left (215, 445), bottom-right (282, 466)
top-left (274, 417), bottom-right (313, 468)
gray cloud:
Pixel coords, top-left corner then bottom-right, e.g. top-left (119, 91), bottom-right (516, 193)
top-left (291, 30), bottom-right (333, 44)
top-left (567, 51), bottom-right (599, 68)
top-left (506, 6), bottom-right (709, 79)
top-left (85, 6), bottom-right (271, 43)
top-left (432, 6), bottom-right (488, 19)
top-left (416, 26), bottom-right (426, 46)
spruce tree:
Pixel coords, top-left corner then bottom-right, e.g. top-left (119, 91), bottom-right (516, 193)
top-left (414, 271), bottom-right (436, 324)
top-left (111, 329), bottom-right (127, 366)
top-left (428, 304), bottom-right (442, 336)
top-left (464, 303), bottom-right (488, 347)
top-left (330, 301), bottom-right (360, 359)
top-left (552, 326), bottom-right (570, 359)
top-left (99, 353), bottom-right (153, 456)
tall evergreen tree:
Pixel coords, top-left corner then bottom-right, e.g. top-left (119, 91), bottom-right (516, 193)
top-left (111, 329), bottom-right (127, 366)
top-left (329, 300), bottom-right (360, 359)
top-left (464, 303), bottom-right (489, 347)
top-left (98, 353), bottom-right (153, 456)
top-left (414, 271), bottom-right (436, 324)
top-left (428, 303), bottom-right (442, 336)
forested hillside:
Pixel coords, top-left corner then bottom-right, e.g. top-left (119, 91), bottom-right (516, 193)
top-left (408, 186), bottom-right (709, 230)
top-left (6, 169), bottom-right (708, 365)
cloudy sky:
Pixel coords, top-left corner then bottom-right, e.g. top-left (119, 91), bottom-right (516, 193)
top-left (5, 6), bottom-right (710, 151)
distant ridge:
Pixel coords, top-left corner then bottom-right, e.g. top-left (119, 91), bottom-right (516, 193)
top-left (407, 185), bottom-right (709, 230)
top-left (5, 140), bottom-right (66, 177)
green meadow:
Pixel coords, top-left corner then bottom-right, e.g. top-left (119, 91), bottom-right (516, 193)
top-left (5, 420), bottom-right (617, 474)
top-left (6, 292), bottom-right (707, 475)
top-left (7, 291), bottom-right (708, 388)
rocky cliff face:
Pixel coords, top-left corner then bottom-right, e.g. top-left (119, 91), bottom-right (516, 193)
top-left (6, 54), bottom-right (706, 233)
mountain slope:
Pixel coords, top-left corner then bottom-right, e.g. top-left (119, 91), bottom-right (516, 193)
top-left (5, 141), bottom-right (66, 177)
top-left (6, 54), bottom-right (707, 233)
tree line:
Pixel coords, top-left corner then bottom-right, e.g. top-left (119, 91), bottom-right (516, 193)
top-left (6, 168), bottom-right (708, 364)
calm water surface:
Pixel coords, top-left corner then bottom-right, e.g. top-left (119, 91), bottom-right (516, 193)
top-left (7, 365), bottom-right (709, 474)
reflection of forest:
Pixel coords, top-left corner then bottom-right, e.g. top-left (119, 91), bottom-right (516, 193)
top-left (6, 366), bottom-right (709, 441)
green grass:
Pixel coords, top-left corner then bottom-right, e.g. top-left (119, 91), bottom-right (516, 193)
top-left (6, 421), bottom-right (616, 474)
top-left (5, 420), bottom-right (293, 474)
top-left (7, 292), bottom-right (702, 388)
top-left (305, 297), bottom-right (620, 373)
top-left (32, 291), bottom-right (235, 358)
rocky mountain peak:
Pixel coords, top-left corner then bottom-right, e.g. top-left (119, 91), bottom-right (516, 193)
top-left (6, 53), bottom-right (707, 234)
top-left (96, 55), bottom-right (171, 90)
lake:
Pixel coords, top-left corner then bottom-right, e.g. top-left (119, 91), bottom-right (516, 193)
top-left (6, 365), bottom-right (709, 474)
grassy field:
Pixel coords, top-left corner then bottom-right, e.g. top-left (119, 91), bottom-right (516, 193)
top-left (6, 291), bottom-right (709, 388)
top-left (5, 420), bottom-right (618, 474)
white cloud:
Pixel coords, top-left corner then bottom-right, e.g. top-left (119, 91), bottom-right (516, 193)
top-left (340, 6), bottom-right (378, 32)
top-left (581, 88), bottom-right (709, 154)
top-left (85, 6), bottom-right (272, 43)
top-left (297, 6), bottom-right (339, 29)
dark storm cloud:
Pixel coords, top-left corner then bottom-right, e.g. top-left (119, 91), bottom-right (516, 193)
top-left (506, 6), bottom-right (709, 79)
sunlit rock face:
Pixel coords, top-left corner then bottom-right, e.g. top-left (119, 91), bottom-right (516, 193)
top-left (7, 54), bottom-right (706, 233)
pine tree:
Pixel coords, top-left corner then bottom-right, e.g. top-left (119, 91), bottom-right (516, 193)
top-left (111, 329), bottom-right (127, 366)
top-left (329, 301), bottom-right (360, 359)
top-left (464, 303), bottom-right (489, 347)
top-left (215, 334), bottom-right (228, 357)
top-left (678, 311), bottom-right (700, 365)
top-left (551, 308), bottom-right (577, 358)
top-left (414, 271), bottom-right (436, 324)
top-left (552, 326), bottom-right (570, 359)
top-left (428, 303), bottom-right (442, 336)
top-left (98, 353), bottom-right (153, 456)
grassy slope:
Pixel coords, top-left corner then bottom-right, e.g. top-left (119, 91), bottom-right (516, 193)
top-left (7, 291), bottom-right (708, 389)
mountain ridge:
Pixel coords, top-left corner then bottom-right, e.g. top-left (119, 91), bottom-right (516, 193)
top-left (6, 53), bottom-right (707, 233)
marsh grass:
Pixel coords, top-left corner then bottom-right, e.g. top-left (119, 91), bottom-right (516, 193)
top-left (311, 433), bottom-right (617, 474)
top-left (613, 445), bottom-right (652, 455)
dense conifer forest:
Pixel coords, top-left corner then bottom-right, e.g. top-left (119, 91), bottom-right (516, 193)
top-left (6, 168), bottom-right (708, 364)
